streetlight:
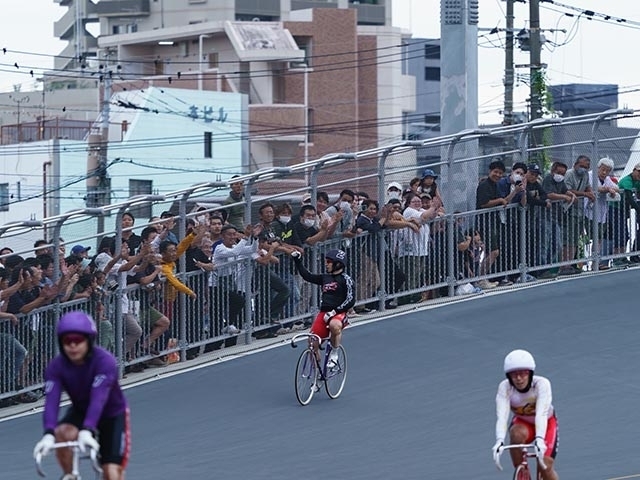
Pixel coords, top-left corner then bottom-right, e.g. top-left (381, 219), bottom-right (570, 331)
top-left (198, 34), bottom-right (210, 91)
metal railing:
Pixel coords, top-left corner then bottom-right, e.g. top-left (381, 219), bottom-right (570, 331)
top-left (1, 109), bottom-right (640, 401)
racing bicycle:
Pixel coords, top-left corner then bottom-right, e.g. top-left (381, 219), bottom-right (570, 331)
top-left (291, 332), bottom-right (347, 406)
top-left (35, 440), bottom-right (102, 479)
top-left (495, 443), bottom-right (546, 480)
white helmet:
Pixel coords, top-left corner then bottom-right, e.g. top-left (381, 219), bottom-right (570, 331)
top-left (503, 349), bottom-right (536, 374)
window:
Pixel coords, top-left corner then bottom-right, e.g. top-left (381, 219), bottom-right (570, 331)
top-left (293, 36), bottom-right (312, 67)
top-left (112, 24), bottom-right (137, 35)
top-left (0, 183), bottom-right (8, 212)
top-left (424, 115), bottom-right (440, 125)
top-left (272, 67), bottom-right (286, 104)
top-left (425, 67), bottom-right (440, 81)
top-left (307, 108), bottom-right (315, 143)
top-left (424, 44), bottom-right (440, 59)
top-left (208, 52), bottom-right (219, 68)
top-left (128, 180), bottom-right (153, 219)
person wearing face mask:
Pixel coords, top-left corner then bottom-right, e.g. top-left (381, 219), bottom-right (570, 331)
top-left (292, 205), bottom-right (329, 247)
top-left (561, 155), bottom-right (596, 274)
top-left (386, 182), bottom-right (403, 202)
top-left (493, 163), bottom-right (528, 285)
top-left (497, 162), bottom-right (528, 206)
top-left (270, 203), bottom-right (304, 318)
top-left (324, 189), bottom-right (358, 245)
top-left (539, 161), bottom-right (575, 278)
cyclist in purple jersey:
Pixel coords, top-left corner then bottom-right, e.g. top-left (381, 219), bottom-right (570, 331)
top-left (33, 311), bottom-right (130, 480)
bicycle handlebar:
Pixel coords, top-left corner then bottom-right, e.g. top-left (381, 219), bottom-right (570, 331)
top-left (290, 332), bottom-right (322, 348)
top-left (494, 443), bottom-right (547, 471)
top-left (35, 441), bottom-right (102, 478)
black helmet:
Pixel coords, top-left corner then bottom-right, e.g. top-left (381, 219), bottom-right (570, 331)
top-left (325, 249), bottom-right (347, 269)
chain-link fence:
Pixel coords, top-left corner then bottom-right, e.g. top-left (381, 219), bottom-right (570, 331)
top-left (1, 109), bottom-right (639, 402)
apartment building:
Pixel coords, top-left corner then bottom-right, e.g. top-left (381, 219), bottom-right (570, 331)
top-left (42, 0), bottom-right (413, 186)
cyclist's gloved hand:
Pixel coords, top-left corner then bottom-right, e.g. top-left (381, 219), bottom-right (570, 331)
top-left (290, 250), bottom-right (302, 259)
top-left (491, 439), bottom-right (504, 467)
top-left (77, 430), bottom-right (100, 453)
top-left (534, 436), bottom-right (546, 460)
top-left (33, 433), bottom-right (55, 458)
top-left (323, 309), bottom-right (337, 324)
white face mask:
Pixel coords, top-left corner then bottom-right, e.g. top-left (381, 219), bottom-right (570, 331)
top-left (302, 218), bottom-right (315, 228)
top-left (339, 201), bottom-right (351, 211)
top-left (279, 215), bottom-right (291, 224)
top-left (387, 191), bottom-right (400, 200)
top-left (511, 173), bottom-right (523, 183)
top-left (553, 173), bottom-right (565, 183)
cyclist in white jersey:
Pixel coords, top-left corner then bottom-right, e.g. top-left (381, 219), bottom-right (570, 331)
top-left (492, 349), bottom-right (559, 480)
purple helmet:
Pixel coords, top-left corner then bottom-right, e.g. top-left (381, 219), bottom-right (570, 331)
top-left (325, 249), bottom-right (347, 267)
top-left (57, 311), bottom-right (97, 340)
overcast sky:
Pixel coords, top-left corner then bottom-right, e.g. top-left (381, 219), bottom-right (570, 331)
top-left (1, 0), bottom-right (640, 125)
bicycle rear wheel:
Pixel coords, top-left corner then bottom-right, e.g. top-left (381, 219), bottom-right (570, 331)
top-left (324, 345), bottom-right (347, 399)
top-left (513, 464), bottom-right (531, 480)
top-left (295, 349), bottom-right (318, 406)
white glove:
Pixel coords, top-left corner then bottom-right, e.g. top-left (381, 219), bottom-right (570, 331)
top-left (491, 440), bottom-right (504, 468)
top-left (33, 433), bottom-right (55, 459)
top-left (290, 250), bottom-right (301, 259)
top-left (534, 436), bottom-right (546, 460)
top-left (323, 309), bottom-right (337, 324)
top-left (77, 430), bottom-right (100, 454)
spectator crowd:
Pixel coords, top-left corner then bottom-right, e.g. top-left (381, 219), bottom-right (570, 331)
top-left (3, 157), bottom-right (640, 407)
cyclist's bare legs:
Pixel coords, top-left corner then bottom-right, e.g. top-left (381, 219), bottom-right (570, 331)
top-left (539, 457), bottom-right (558, 480)
top-left (311, 337), bottom-right (321, 363)
top-left (328, 319), bottom-right (342, 350)
top-left (54, 423), bottom-right (79, 474)
top-left (508, 424), bottom-right (558, 480)
top-left (102, 463), bottom-right (125, 480)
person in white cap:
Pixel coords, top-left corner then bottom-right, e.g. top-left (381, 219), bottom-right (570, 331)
top-left (386, 182), bottom-right (403, 202)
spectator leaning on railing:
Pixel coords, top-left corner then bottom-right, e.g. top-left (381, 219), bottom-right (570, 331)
top-left (540, 161), bottom-right (574, 278)
top-left (561, 155), bottom-right (595, 275)
top-left (617, 163), bottom-right (640, 263)
top-left (212, 223), bottom-right (259, 335)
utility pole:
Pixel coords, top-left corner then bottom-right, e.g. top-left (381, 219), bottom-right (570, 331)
top-left (529, 0), bottom-right (542, 122)
top-left (503, 0), bottom-right (515, 125)
top-left (10, 95), bottom-right (30, 143)
top-left (86, 51), bottom-right (112, 235)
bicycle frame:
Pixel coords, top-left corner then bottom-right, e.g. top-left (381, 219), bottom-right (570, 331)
top-left (35, 440), bottom-right (102, 479)
top-left (495, 443), bottom-right (546, 479)
top-left (291, 332), bottom-right (347, 405)
top-left (291, 332), bottom-right (329, 379)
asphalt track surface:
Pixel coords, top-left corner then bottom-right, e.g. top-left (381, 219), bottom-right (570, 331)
top-left (2, 269), bottom-right (640, 480)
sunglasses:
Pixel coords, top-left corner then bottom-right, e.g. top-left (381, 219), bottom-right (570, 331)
top-left (61, 333), bottom-right (87, 346)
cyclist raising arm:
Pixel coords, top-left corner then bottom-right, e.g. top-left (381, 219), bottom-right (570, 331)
top-left (289, 248), bottom-right (355, 367)
top-left (492, 349), bottom-right (559, 480)
top-left (33, 311), bottom-right (130, 480)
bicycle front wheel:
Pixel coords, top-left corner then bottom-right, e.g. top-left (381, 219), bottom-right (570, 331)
top-left (513, 464), bottom-right (531, 480)
top-left (324, 345), bottom-right (347, 399)
top-left (295, 349), bottom-right (318, 406)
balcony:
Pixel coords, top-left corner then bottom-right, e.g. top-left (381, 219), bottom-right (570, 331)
top-left (94, 0), bottom-right (150, 17)
top-left (291, 1), bottom-right (338, 10)
top-left (349, 2), bottom-right (386, 25)
top-left (235, 0), bottom-right (280, 17)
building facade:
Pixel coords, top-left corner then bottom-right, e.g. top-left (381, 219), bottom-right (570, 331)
top-left (45, 0), bottom-right (413, 190)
